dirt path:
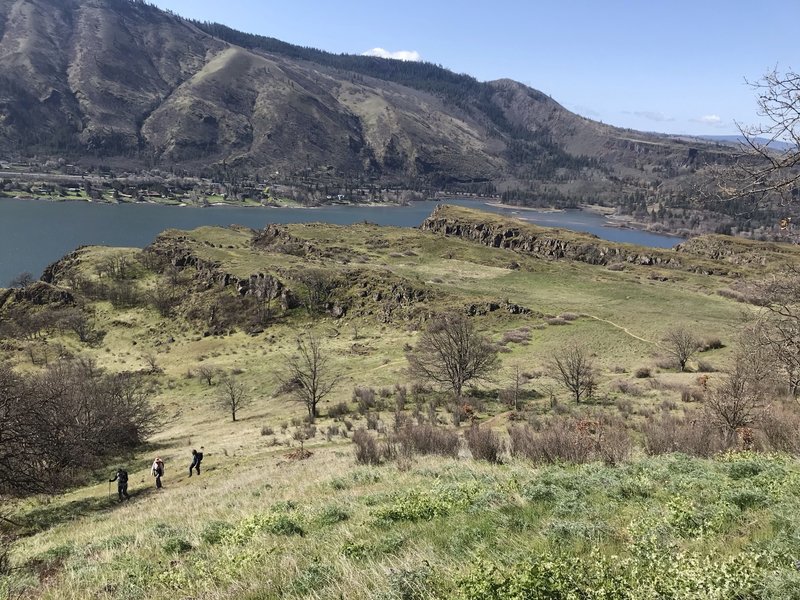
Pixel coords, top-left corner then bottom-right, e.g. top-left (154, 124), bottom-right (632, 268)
top-left (583, 314), bottom-right (658, 346)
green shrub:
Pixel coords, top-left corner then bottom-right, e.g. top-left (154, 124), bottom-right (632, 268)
top-left (291, 561), bottom-right (336, 595)
top-left (374, 484), bottom-right (480, 523)
top-left (161, 537), bottom-right (192, 554)
top-left (200, 520), bottom-right (234, 545)
top-left (316, 504), bottom-right (350, 526)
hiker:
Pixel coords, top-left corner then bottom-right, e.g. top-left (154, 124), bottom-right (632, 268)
top-left (151, 457), bottom-right (165, 489)
top-left (189, 448), bottom-right (203, 477)
top-left (109, 468), bottom-right (130, 502)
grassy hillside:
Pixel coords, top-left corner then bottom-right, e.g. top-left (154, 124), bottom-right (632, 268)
top-left (2, 208), bottom-right (799, 598)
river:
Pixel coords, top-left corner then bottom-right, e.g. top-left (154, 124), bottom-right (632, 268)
top-left (0, 199), bottom-right (683, 286)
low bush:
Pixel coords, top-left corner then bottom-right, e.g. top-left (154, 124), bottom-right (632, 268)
top-left (640, 414), bottom-right (726, 457)
top-left (398, 423), bottom-right (460, 458)
top-left (465, 425), bottom-right (503, 463)
top-left (696, 360), bottom-right (716, 372)
top-left (353, 387), bottom-right (377, 413)
top-left (611, 379), bottom-right (642, 396)
top-left (759, 403), bottom-right (800, 454)
top-left (700, 337), bottom-right (724, 351)
top-left (634, 367), bottom-right (652, 378)
top-left (328, 402), bottom-right (350, 419)
top-left (508, 419), bottom-right (593, 464)
top-left (353, 428), bottom-right (383, 465)
top-left (500, 328), bottom-right (531, 345)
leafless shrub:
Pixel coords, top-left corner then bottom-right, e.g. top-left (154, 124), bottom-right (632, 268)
top-left (655, 357), bottom-right (679, 370)
top-left (616, 398), bottom-right (634, 417)
top-left (597, 417), bottom-right (632, 466)
top-left (640, 414), bottom-right (726, 457)
top-left (261, 425), bottom-right (274, 436)
top-left (353, 386), bottom-right (377, 413)
top-left (700, 337), bottom-right (724, 351)
top-left (353, 429), bottom-right (383, 465)
top-left (0, 360), bottom-right (157, 495)
top-left (450, 403), bottom-right (467, 426)
top-left (328, 402), bottom-right (350, 419)
top-left (634, 367), bottom-right (652, 379)
top-left (465, 424), bottom-right (503, 463)
top-left (410, 382), bottom-right (430, 398)
top-left (395, 384), bottom-right (407, 411)
top-left (696, 360), bottom-right (716, 373)
top-left (611, 379), bottom-right (642, 397)
top-left (759, 403), bottom-right (800, 454)
top-left (546, 317), bottom-right (568, 326)
top-left (559, 313), bottom-right (579, 321)
top-left (500, 328), bottom-right (532, 345)
top-left (366, 412), bottom-right (380, 431)
top-left (508, 418), bottom-right (593, 464)
top-left (659, 399), bottom-right (678, 412)
top-left (398, 423), bottom-right (459, 457)
top-left (704, 345), bottom-right (772, 442)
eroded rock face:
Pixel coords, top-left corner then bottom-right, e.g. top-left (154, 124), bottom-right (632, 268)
top-left (5, 282), bottom-right (75, 306)
top-left (675, 238), bottom-right (771, 267)
top-left (420, 205), bottom-right (687, 269)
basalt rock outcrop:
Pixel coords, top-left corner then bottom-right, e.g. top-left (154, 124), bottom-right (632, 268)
top-left (420, 205), bottom-right (685, 269)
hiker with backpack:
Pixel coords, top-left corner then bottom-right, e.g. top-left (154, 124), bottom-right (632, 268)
top-left (109, 468), bottom-right (130, 502)
top-left (151, 457), bottom-right (165, 489)
top-left (189, 448), bottom-right (203, 477)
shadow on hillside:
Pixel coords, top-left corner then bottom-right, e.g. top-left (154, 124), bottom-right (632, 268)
top-left (19, 486), bottom-right (158, 537)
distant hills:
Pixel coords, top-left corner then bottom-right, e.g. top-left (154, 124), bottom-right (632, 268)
top-left (695, 135), bottom-right (794, 152)
top-left (0, 0), bottom-right (732, 198)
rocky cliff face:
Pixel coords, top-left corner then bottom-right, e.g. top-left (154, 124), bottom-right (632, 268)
top-left (420, 205), bottom-right (687, 269)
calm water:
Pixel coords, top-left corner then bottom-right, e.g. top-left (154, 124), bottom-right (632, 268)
top-left (0, 199), bottom-right (682, 286)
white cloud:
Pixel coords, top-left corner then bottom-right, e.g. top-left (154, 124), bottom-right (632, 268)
top-left (693, 114), bottom-right (723, 125)
top-left (362, 47), bottom-right (422, 62)
top-left (630, 110), bottom-right (674, 122)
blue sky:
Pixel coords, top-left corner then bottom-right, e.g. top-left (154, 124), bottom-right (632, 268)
top-left (150, 0), bottom-right (797, 136)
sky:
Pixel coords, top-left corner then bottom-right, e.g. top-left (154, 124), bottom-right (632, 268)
top-left (149, 0), bottom-right (797, 136)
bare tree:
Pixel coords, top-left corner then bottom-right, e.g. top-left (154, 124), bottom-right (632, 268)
top-left (550, 343), bottom-right (595, 404)
top-left (716, 69), bottom-right (800, 208)
top-left (251, 275), bottom-right (278, 325)
top-left (217, 374), bottom-right (251, 422)
top-left (704, 342), bottom-right (773, 443)
top-left (0, 359), bottom-right (157, 496)
top-left (196, 364), bottom-right (219, 387)
top-left (294, 270), bottom-right (337, 314)
top-left (277, 332), bottom-right (340, 422)
top-left (148, 278), bottom-right (180, 317)
top-left (58, 307), bottom-right (103, 345)
top-left (406, 312), bottom-right (499, 398)
top-left (747, 274), bottom-right (800, 398)
top-left (8, 271), bottom-right (34, 289)
top-left (663, 326), bottom-right (701, 372)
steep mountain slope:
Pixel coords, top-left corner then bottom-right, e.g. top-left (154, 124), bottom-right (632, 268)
top-left (0, 0), bottom-right (728, 192)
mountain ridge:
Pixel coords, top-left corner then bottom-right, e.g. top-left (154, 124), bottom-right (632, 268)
top-left (0, 0), bottom-right (730, 198)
